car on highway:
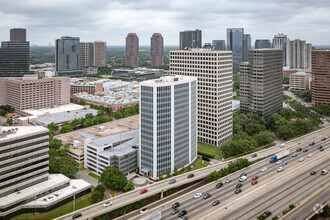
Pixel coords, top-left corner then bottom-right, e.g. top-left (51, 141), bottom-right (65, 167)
top-left (280, 143), bottom-right (285, 148)
top-left (239, 176), bottom-right (247, 182)
top-left (251, 154), bottom-right (257, 158)
top-left (261, 167), bottom-right (267, 172)
top-left (172, 202), bottom-right (180, 209)
top-left (187, 174), bottom-right (194, 178)
top-left (139, 189), bottom-right (148, 194)
top-left (240, 172), bottom-right (247, 177)
top-left (263, 210), bottom-right (272, 217)
top-left (225, 178), bottom-right (232, 183)
top-left (321, 137), bottom-right (326, 141)
top-left (140, 208), bottom-right (148, 214)
top-left (303, 148), bottom-right (308, 152)
top-left (216, 182), bottom-right (224, 189)
top-left (171, 209), bottom-right (179, 215)
top-left (103, 201), bottom-right (112, 207)
top-left (317, 145), bottom-right (323, 149)
top-left (292, 153), bottom-right (298, 157)
top-left (320, 148), bottom-right (324, 152)
top-left (321, 170), bottom-right (328, 175)
top-left (212, 200), bottom-right (221, 206)
top-left (276, 160), bottom-right (282, 165)
top-left (277, 167), bottom-right (284, 172)
top-left (72, 213), bottom-right (82, 219)
top-left (282, 161), bottom-right (288, 165)
top-left (298, 157), bottom-right (304, 162)
top-left (203, 193), bottom-right (211, 199)
top-left (236, 183), bottom-right (243, 188)
top-left (310, 171), bottom-right (316, 175)
top-left (193, 193), bottom-right (202, 198)
top-left (296, 147), bottom-right (302, 152)
top-left (252, 176), bottom-right (258, 180)
top-left (181, 215), bottom-right (189, 220)
top-left (309, 142), bottom-right (315, 146)
top-left (169, 179), bottom-right (176, 184)
top-left (178, 210), bottom-right (187, 217)
top-left (235, 188), bottom-right (242, 194)
top-left (228, 161), bottom-right (233, 165)
top-left (251, 180), bottom-right (258, 185)
top-left (308, 153), bottom-right (313, 157)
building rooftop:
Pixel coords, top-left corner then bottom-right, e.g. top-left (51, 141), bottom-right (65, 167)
top-left (22, 103), bottom-right (86, 117)
top-left (291, 71), bottom-right (311, 76)
top-left (89, 129), bottom-right (138, 148)
top-left (141, 75), bottom-right (196, 85)
top-left (0, 126), bottom-right (48, 142)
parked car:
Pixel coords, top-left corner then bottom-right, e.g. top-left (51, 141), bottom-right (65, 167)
top-left (203, 193), bottom-right (211, 199)
top-left (236, 183), bottom-right (243, 188)
top-left (303, 149), bottom-right (308, 152)
top-left (178, 210), bottom-right (187, 217)
top-left (298, 157), bottom-right (304, 162)
top-left (193, 193), bottom-right (202, 198)
top-left (292, 153), bottom-right (298, 157)
top-left (187, 174), bottom-right (194, 178)
top-left (261, 167), bottom-right (267, 172)
top-left (239, 176), bottom-right (247, 182)
top-left (317, 145), bottom-right (323, 149)
top-left (310, 171), bottom-right (316, 175)
top-left (282, 161), bottom-right (288, 165)
top-left (225, 178), bottom-right (232, 183)
top-left (72, 213), bottom-right (82, 219)
top-left (139, 189), bottom-right (148, 194)
top-left (321, 170), bottom-right (328, 175)
top-left (172, 202), bottom-right (180, 209)
top-left (212, 200), bottom-right (220, 206)
top-left (252, 176), bottom-right (258, 180)
top-left (251, 180), bottom-right (258, 185)
top-left (296, 147), bottom-right (302, 152)
top-left (169, 179), bottom-right (176, 184)
top-left (276, 160), bottom-right (282, 165)
top-left (309, 142), bottom-right (315, 146)
top-left (171, 209), bottom-right (179, 215)
top-left (277, 167), bottom-right (284, 172)
top-left (263, 211), bottom-right (272, 217)
top-left (216, 182), bottom-right (224, 189)
top-left (235, 188), bottom-right (242, 194)
top-left (251, 154), bottom-right (257, 158)
top-left (103, 201), bottom-right (112, 207)
top-left (140, 208), bottom-right (148, 214)
top-left (308, 153), bottom-right (313, 157)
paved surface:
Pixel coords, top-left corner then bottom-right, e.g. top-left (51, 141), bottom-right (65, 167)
top-left (55, 127), bottom-right (330, 220)
top-left (75, 171), bottom-right (99, 187)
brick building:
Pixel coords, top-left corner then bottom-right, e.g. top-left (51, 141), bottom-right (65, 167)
top-left (70, 81), bottom-right (103, 97)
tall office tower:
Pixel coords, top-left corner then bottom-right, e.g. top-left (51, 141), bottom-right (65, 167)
top-left (125, 33), bottom-right (139, 67)
top-left (227, 28), bottom-right (244, 71)
top-left (55, 36), bottom-right (81, 76)
top-left (170, 48), bottom-right (233, 146)
top-left (179, 29), bottom-right (202, 50)
top-left (212, 40), bottom-right (226, 50)
top-left (286, 39), bottom-right (312, 69)
top-left (243, 34), bottom-right (251, 62)
top-left (79, 42), bottom-right (94, 68)
top-left (150, 33), bottom-right (164, 67)
top-left (240, 49), bottom-right (283, 118)
top-left (10, 28), bottom-right (26, 42)
top-left (94, 41), bottom-right (106, 67)
top-left (273, 33), bottom-right (287, 66)
top-left (311, 50), bottom-right (330, 106)
top-left (139, 76), bottom-right (197, 179)
top-left (255, 39), bottom-right (272, 49)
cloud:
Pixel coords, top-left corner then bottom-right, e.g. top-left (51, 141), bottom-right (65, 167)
top-left (0, 0), bottom-right (329, 45)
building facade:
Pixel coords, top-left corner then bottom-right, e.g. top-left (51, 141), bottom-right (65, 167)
top-left (255, 39), bottom-right (272, 49)
top-left (55, 36), bottom-right (82, 76)
top-left (70, 81), bottom-right (103, 97)
top-left (212, 40), bottom-right (226, 50)
top-left (150, 33), bottom-right (164, 67)
top-left (272, 33), bottom-right (287, 66)
top-left (243, 34), bottom-right (251, 62)
top-left (286, 39), bottom-right (312, 69)
top-left (227, 28), bottom-right (245, 71)
top-left (125, 33), bottom-right (139, 67)
top-left (240, 49), bottom-right (283, 118)
top-left (139, 76), bottom-right (197, 179)
top-left (170, 49), bottom-right (233, 146)
top-left (179, 29), bottom-right (202, 50)
top-left (311, 50), bottom-right (330, 106)
top-left (289, 72), bottom-right (311, 91)
top-left (79, 42), bottom-right (94, 68)
top-left (10, 28), bottom-right (26, 42)
top-left (94, 41), bottom-right (106, 67)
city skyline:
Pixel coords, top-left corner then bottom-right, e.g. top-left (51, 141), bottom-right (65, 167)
top-left (0, 0), bottom-right (329, 46)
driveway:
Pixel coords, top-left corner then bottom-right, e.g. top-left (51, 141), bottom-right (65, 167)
top-left (75, 171), bottom-right (99, 187)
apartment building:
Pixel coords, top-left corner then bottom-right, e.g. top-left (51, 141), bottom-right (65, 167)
top-left (289, 72), bottom-right (311, 91)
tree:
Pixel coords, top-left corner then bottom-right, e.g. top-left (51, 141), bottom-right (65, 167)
top-left (6, 118), bottom-right (13, 126)
top-left (123, 182), bottom-right (135, 192)
top-left (85, 113), bottom-right (94, 119)
top-left (219, 167), bottom-right (229, 177)
top-left (49, 138), bottom-right (62, 150)
top-left (92, 184), bottom-right (106, 203)
top-left (60, 124), bottom-right (73, 133)
top-left (209, 171), bottom-right (221, 181)
top-left (100, 167), bottom-right (127, 191)
top-left (83, 118), bottom-right (95, 127)
top-left (47, 123), bottom-right (59, 132)
top-left (49, 156), bottom-right (79, 178)
top-left (254, 131), bottom-right (276, 146)
top-left (56, 147), bottom-right (69, 156)
top-left (114, 111), bottom-right (124, 119)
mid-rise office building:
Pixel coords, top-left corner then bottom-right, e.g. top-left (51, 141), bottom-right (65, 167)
top-left (55, 36), bottom-right (81, 76)
top-left (10, 28), bottom-right (26, 42)
top-left (139, 76), bottom-right (197, 179)
top-left (240, 49), bottom-right (283, 118)
top-left (243, 34), bottom-right (251, 62)
top-left (179, 29), bottom-right (202, 50)
top-left (255, 39), bottom-right (272, 49)
top-left (94, 41), bottom-right (106, 67)
top-left (126, 33), bottom-right (139, 67)
top-left (227, 28), bottom-right (249, 71)
top-left (286, 39), bottom-right (312, 69)
top-left (272, 33), bottom-right (288, 66)
top-left (150, 33), bottom-right (164, 67)
top-left (212, 40), bottom-right (226, 50)
top-left (70, 80), bottom-right (103, 97)
top-left (79, 42), bottom-right (94, 68)
top-left (311, 50), bottom-right (330, 106)
top-left (289, 72), bottom-right (311, 91)
top-left (170, 49), bottom-right (233, 146)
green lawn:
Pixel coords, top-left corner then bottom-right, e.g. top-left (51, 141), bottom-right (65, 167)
top-left (88, 172), bottom-right (101, 180)
top-left (198, 142), bottom-right (221, 160)
top-left (12, 192), bottom-right (93, 220)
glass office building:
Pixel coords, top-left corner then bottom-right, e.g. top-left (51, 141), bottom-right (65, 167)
top-left (227, 28), bottom-right (244, 71)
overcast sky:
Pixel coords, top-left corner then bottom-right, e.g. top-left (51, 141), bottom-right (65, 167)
top-left (0, 0), bottom-right (329, 46)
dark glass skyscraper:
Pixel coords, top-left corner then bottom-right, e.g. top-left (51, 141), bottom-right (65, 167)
top-left (227, 28), bottom-right (244, 71)
top-left (243, 34), bottom-right (251, 62)
top-left (255, 39), bottom-right (272, 49)
top-left (179, 29), bottom-right (202, 50)
top-left (212, 40), bottom-right (226, 50)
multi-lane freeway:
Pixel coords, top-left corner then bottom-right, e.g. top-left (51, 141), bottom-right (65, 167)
top-left (56, 127), bottom-right (330, 220)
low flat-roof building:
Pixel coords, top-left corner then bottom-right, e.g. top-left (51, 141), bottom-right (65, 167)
top-left (289, 72), bottom-right (311, 91)
top-left (70, 80), bottom-right (103, 97)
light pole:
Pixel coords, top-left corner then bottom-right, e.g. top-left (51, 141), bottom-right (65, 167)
top-left (73, 193), bottom-right (75, 211)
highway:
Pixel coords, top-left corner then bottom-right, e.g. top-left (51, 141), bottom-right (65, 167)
top-left (55, 127), bottom-right (330, 220)
top-left (135, 134), bottom-right (329, 220)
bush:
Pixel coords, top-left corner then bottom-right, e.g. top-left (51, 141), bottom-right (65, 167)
top-left (100, 167), bottom-right (127, 191)
top-left (60, 123), bottom-right (73, 133)
top-left (209, 171), bottom-right (221, 181)
top-left (123, 182), bottom-right (135, 192)
top-left (91, 184), bottom-right (106, 203)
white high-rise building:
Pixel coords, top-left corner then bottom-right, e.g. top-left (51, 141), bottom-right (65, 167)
top-left (139, 76), bottom-right (197, 180)
top-left (170, 48), bottom-right (233, 147)
top-left (286, 39), bottom-right (312, 69)
top-left (272, 33), bottom-right (287, 66)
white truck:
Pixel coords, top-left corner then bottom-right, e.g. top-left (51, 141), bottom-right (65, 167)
top-left (270, 150), bottom-right (290, 163)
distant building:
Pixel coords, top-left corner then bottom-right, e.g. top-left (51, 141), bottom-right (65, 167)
top-left (83, 66), bottom-right (98, 75)
top-left (94, 41), bottom-right (107, 67)
top-left (111, 67), bottom-right (164, 81)
top-left (150, 33), bottom-right (164, 67)
top-left (79, 42), bottom-right (94, 68)
top-left (240, 49), bottom-right (283, 117)
top-left (70, 80), bottom-right (103, 97)
top-left (203, 43), bottom-right (212, 48)
top-left (272, 33), bottom-right (288, 66)
top-left (289, 72), bottom-right (311, 91)
top-left (126, 33), bottom-right (139, 67)
top-left (243, 34), bottom-right (251, 62)
top-left (10, 28), bottom-right (26, 42)
top-left (212, 40), bottom-right (226, 50)
top-left (55, 36), bottom-right (82, 76)
top-left (286, 39), bottom-right (312, 69)
top-left (170, 48), bottom-right (233, 146)
top-left (255, 39), bottom-right (272, 49)
top-left (179, 29), bottom-right (202, 50)
top-left (283, 68), bottom-right (299, 78)
top-left (311, 50), bottom-right (330, 106)
top-left (227, 28), bottom-right (249, 71)
top-left (139, 76), bottom-right (197, 180)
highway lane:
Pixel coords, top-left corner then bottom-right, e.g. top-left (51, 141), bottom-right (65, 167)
top-left (56, 127), bottom-right (330, 220)
top-left (157, 138), bottom-right (330, 220)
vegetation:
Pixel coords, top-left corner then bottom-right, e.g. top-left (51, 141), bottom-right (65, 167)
top-left (91, 184), bottom-right (106, 203)
top-left (209, 158), bottom-right (252, 181)
top-left (6, 118), bottom-right (13, 125)
top-left (311, 104), bottom-right (330, 116)
top-left (209, 171), bottom-right (221, 181)
top-left (283, 78), bottom-right (289, 84)
top-left (0, 105), bottom-right (14, 116)
top-left (88, 172), bottom-right (101, 181)
top-left (197, 142), bottom-right (221, 159)
top-left (100, 167), bottom-right (127, 191)
top-left (123, 182), bottom-right (135, 192)
top-left (113, 104), bottom-right (139, 119)
top-left (233, 74), bottom-right (240, 100)
top-left (293, 89), bottom-right (311, 102)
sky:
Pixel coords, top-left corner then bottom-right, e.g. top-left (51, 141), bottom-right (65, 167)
top-left (0, 0), bottom-right (330, 46)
